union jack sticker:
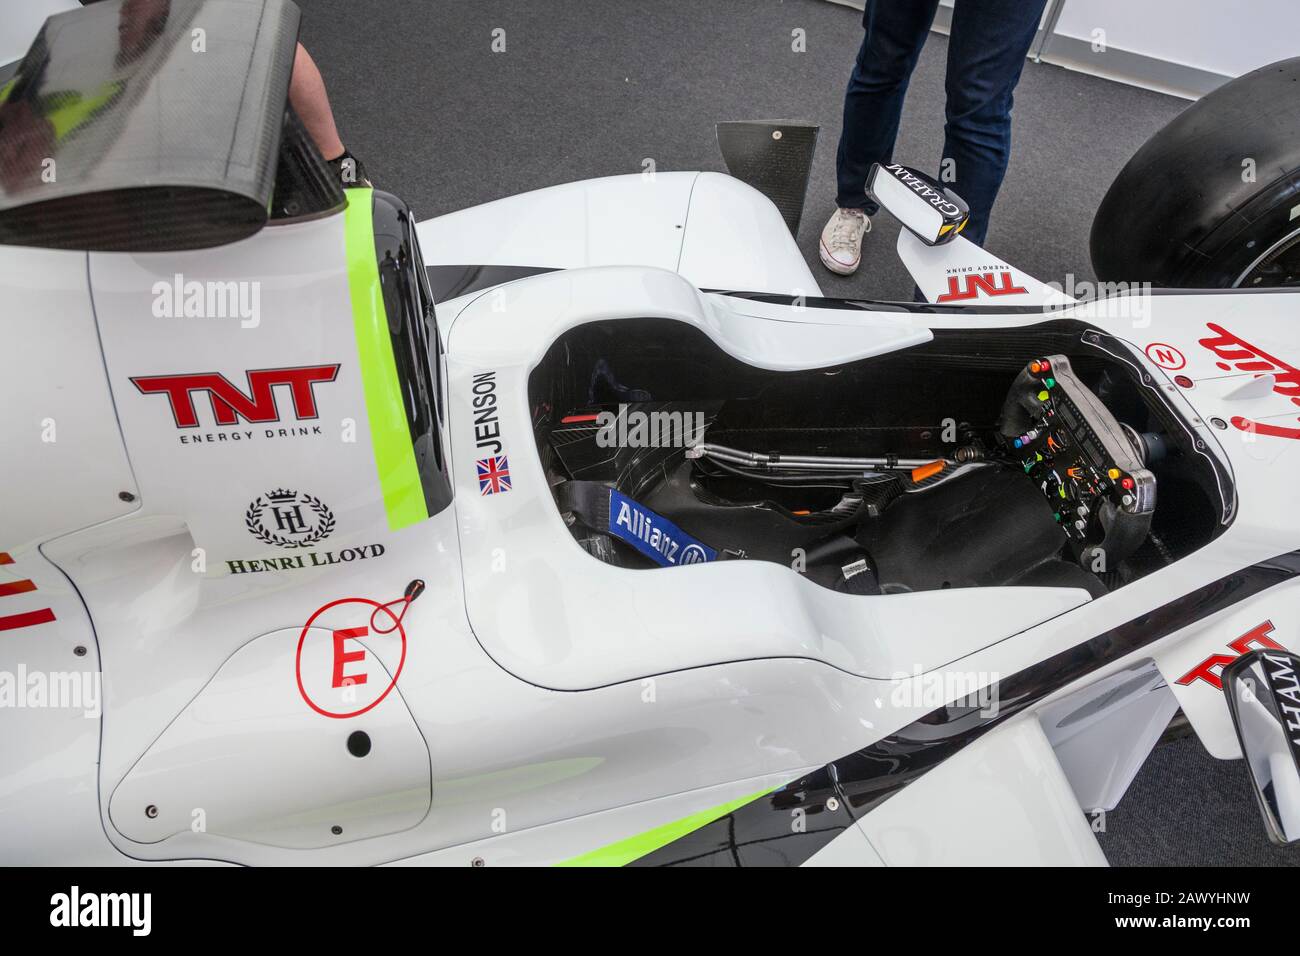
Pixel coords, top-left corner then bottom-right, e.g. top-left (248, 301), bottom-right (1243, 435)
top-left (477, 455), bottom-right (512, 495)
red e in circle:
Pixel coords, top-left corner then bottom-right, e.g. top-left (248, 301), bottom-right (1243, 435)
top-left (295, 598), bottom-right (407, 719)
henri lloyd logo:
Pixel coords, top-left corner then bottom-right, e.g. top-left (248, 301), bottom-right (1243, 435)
top-left (471, 370), bottom-right (512, 494)
top-left (130, 364), bottom-right (340, 445)
top-left (230, 487), bottom-right (383, 575)
top-left (246, 489), bottom-right (335, 548)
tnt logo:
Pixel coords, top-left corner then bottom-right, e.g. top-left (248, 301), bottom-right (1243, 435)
top-left (131, 364), bottom-right (340, 427)
top-left (936, 271), bottom-right (1027, 303)
top-left (1175, 621), bottom-right (1283, 690)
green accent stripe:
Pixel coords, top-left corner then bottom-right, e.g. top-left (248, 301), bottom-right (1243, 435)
top-left (556, 788), bottom-right (772, 867)
top-left (344, 188), bottom-right (429, 531)
top-left (47, 81), bottom-right (121, 139)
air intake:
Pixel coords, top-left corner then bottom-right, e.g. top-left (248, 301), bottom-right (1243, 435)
top-left (0, 0), bottom-right (300, 251)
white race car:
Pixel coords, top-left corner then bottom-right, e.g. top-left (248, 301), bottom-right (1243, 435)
top-left (3, 0), bottom-right (1300, 867)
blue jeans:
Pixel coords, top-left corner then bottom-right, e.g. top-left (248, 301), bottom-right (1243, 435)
top-left (834, 0), bottom-right (1047, 247)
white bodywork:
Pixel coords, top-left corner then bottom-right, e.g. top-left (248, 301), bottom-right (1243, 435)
top-left (417, 171), bottom-right (822, 298)
top-left (2, 168), bottom-right (1299, 867)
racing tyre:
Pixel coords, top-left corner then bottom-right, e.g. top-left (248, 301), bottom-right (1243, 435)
top-left (1090, 56), bottom-right (1300, 289)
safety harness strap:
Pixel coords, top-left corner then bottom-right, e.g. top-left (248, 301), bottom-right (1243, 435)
top-left (558, 481), bottom-right (721, 568)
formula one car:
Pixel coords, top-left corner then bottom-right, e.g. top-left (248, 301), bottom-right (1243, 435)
top-left (3, 0), bottom-right (1300, 866)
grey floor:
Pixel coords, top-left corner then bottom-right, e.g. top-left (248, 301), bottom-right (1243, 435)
top-left (300, 0), bottom-right (1290, 865)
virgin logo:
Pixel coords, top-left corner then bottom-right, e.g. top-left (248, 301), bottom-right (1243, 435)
top-left (936, 271), bottom-right (1028, 303)
top-left (130, 364), bottom-right (340, 427)
top-left (1198, 323), bottom-right (1300, 441)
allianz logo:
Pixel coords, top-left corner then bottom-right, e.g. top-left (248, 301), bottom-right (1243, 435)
top-left (595, 405), bottom-right (706, 449)
top-left (151, 272), bottom-right (261, 328)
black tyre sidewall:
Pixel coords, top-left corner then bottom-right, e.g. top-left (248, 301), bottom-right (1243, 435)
top-left (1090, 57), bottom-right (1300, 288)
top-left (1180, 173), bottom-right (1300, 287)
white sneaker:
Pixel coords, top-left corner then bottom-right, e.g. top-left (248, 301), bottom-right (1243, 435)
top-left (819, 207), bottom-right (870, 275)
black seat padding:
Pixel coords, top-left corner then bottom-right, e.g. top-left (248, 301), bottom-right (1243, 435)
top-left (856, 465), bottom-right (1107, 598)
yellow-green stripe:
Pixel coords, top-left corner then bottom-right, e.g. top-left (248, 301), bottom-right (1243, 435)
top-left (344, 188), bottom-right (429, 531)
top-left (556, 788), bottom-right (771, 867)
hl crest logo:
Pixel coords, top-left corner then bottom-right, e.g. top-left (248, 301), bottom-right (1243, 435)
top-left (245, 489), bottom-right (335, 548)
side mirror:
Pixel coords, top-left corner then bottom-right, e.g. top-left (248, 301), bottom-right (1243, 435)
top-left (865, 163), bottom-right (970, 246)
top-left (1223, 648), bottom-right (1300, 845)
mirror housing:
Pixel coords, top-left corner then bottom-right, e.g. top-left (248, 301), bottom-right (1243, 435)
top-left (866, 163), bottom-right (970, 246)
top-left (1223, 648), bottom-right (1300, 845)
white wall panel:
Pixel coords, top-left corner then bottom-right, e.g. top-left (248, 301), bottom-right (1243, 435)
top-left (1054, 0), bottom-right (1299, 80)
